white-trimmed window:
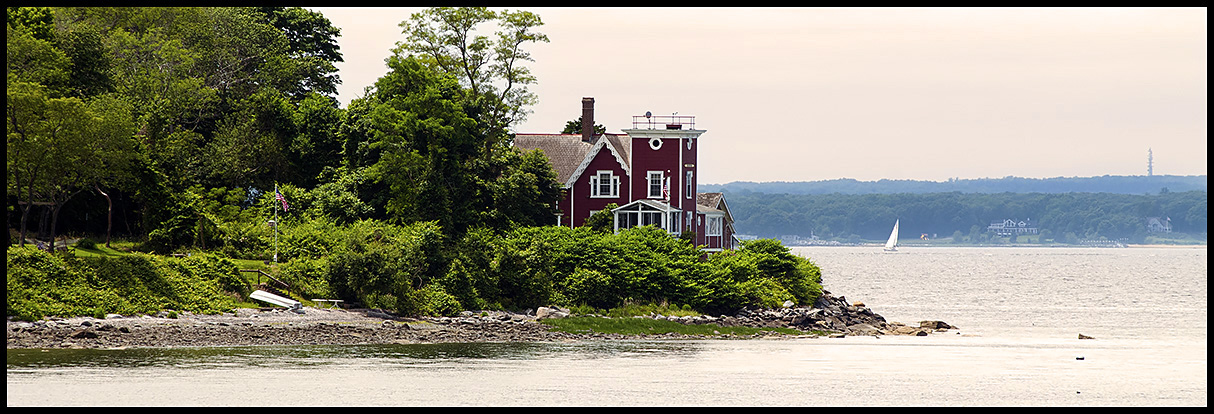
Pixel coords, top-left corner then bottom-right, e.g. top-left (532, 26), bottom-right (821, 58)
top-left (591, 170), bottom-right (619, 198)
top-left (707, 216), bottom-right (722, 236)
top-left (647, 171), bottom-right (664, 199)
top-left (685, 171), bottom-right (693, 199)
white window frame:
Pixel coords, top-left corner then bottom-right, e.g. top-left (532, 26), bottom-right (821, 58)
top-left (647, 171), bottom-right (664, 199)
top-left (590, 170), bottom-right (619, 198)
top-left (685, 171), bottom-right (693, 199)
top-left (707, 216), bottom-right (723, 236)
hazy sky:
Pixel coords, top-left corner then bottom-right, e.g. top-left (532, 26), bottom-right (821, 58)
top-left (312, 7), bottom-right (1207, 185)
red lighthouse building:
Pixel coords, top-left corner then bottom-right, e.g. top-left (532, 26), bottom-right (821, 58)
top-left (513, 97), bottom-right (736, 252)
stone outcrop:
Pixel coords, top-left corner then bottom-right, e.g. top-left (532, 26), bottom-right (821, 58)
top-left (629, 290), bottom-right (955, 337)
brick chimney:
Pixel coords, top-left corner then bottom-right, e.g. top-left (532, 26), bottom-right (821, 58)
top-left (581, 97), bottom-right (594, 143)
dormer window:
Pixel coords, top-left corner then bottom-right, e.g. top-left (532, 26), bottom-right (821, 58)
top-left (591, 170), bottom-right (619, 198)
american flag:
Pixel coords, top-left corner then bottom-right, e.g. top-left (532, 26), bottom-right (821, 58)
top-left (662, 177), bottom-right (670, 201)
top-left (275, 187), bottom-right (290, 211)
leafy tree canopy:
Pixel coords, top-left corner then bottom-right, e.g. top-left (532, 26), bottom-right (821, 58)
top-left (395, 7), bottom-right (549, 130)
top-left (561, 116), bottom-right (605, 135)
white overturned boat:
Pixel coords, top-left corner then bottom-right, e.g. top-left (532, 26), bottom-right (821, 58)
top-left (250, 290), bottom-right (305, 314)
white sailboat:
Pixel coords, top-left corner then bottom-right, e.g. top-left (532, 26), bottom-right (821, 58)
top-left (883, 219), bottom-right (899, 252)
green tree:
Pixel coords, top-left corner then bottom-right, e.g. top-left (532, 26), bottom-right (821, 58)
top-left (483, 147), bottom-right (562, 230)
top-left (6, 20), bottom-right (70, 94)
top-left (7, 7), bottom-right (55, 42)
top-left (289, 93), bottom-right (346, 187)
top-left (561, 116), bottom-right (605, 135)
top-left (56, 26), bottom-right (113, 98)
top-left (6, 81), bottom-right (135, 251)
top-left (359, 34), bottom-right (561, 241)
top-left (248, 7), bottom-right (343, 99)
top-left (395, 7), bottom-right (549, 129)
top-left (362, 55), bottom-right (483, 237)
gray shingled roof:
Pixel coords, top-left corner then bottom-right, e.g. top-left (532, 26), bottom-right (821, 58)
top-left (697, 192), bottom-right (733, 223)
top-left (513, 133), bottom-right (631, 185)
top-left (696, 192), bottom-right (724, 209)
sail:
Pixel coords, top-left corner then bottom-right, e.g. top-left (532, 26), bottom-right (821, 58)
top-left (884, 219), bottom-right (899, 251)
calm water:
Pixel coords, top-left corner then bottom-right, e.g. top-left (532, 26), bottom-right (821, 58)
top-left (7, 247), bottom-right (1206, 406)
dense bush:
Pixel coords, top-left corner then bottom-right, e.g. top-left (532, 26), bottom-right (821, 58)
top-left (274, 220), bottom-right (449, 315)
top-left (446, 225), bottom-right (823, 315)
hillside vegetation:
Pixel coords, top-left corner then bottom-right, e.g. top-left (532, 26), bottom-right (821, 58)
top-left (702, 175), bottom-right (1206, 195)
top-left (725, 190), bottom-right (1206, 243)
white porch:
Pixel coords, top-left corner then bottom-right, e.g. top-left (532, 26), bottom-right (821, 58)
top-left (612, 199), bottom-right (683, 235)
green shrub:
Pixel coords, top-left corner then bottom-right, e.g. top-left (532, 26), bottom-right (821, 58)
top-left (564, 268), bottom-right (619, 309)
top-left (278, 216), bottom-right (341, 262)
top-left (412, 284), bottom-right (463, 317)
top-left (438, 224), bottom-right (818, 316)
top-left (284, 220), bottom-right (444, 315)
top-left (6, 246), bottom-right (242, 320)
top-left (276, 256), bottom-right (335, 300)
top-left (583, 203), bottom-right (618, 233)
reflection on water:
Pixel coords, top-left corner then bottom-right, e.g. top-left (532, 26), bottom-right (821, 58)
top-left (7, 341), bottom-right (706, 371)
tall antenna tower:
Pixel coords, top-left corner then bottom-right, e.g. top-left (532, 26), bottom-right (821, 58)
top-left (1147, 148), bottom-right (1154, 177)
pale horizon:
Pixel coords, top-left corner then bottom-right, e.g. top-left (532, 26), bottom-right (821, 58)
top-left (313, 7), bottom-right (1207, 185)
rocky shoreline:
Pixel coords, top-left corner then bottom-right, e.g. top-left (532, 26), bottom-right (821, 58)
top-left (6, 291), bottom-right (955, 349)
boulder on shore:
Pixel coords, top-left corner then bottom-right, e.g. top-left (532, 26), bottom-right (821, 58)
top-left (535, 306), bottom-right (570, 320)
top-left (612, 291), bottom-right (951, 338)
top-left (919, 320), bottom-right (954, 330)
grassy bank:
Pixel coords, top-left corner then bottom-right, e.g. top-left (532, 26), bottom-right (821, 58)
top-left (6, 246), bottom-right (247, 321)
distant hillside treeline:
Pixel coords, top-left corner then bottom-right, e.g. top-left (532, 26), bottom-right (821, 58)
top-left (702, 175), bottom-right (1207, 195)
top-left (725, 190), bottom-right (1207, 243)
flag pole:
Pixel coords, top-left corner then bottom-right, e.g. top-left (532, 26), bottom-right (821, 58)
top-left (273, 183), bottom-right (279, 263)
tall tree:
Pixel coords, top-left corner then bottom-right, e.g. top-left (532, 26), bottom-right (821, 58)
top-left (395, 7), bottom-right (549, 130)
top-left (6, 20), bottom-right (70, 95)
top-left (363, 55), bottom-right (481, 237)
top-left (250, 7), bottom-right (343, 99)
top-left (358, 48), bottom-right (562, 240)
top-left (6, 81), bottom-right (135, 251)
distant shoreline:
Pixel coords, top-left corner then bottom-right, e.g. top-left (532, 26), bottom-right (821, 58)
top-left (786, 243), bottom-right (1207, 249)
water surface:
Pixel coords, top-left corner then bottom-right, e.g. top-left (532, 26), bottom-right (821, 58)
top-left (8, 247), bottom-right (1206, 406)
